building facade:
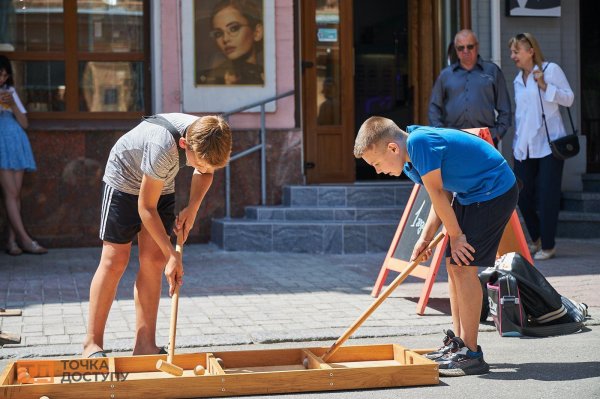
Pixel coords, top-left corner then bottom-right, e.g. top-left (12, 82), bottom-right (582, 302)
top-left (0, 0), bottom-right (596, 247)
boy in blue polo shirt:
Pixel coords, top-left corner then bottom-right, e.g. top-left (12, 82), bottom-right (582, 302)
top-left (354, 116), bottom-right (518, 376)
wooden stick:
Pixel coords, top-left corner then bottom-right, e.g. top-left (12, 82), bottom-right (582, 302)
top-left (0, 308), bottom-right (22, 317)
top-left (156, 233), bottom-right (184, 376)
top-left (0, 330), bottom-right (21, 345)
top-left (321, 232), bottom-right (445, 362)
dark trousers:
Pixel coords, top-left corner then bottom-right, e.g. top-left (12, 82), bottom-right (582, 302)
top-left (513, 154), bottom-right (564, 250)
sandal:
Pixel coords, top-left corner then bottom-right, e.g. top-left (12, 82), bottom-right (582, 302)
top-left (21, 240), bottom-right (48, 255)
top-left (87, 350), bottom-right (107, 358)
top-left (5, 242), bottom-right (22, 256)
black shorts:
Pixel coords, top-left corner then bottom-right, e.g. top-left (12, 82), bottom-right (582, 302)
top-left (446, 183), bottom-right (519, 267)
top-left (99, 183), bottom-right (176, 244)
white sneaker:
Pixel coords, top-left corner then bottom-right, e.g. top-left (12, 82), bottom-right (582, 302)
top-left (528, 239), bottom-right (541, 254)
top-left (534, 248), bottom-right (556, 260)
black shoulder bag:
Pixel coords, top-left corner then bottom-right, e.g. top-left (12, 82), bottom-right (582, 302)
top-left (537, 64), bottom-right (580, 160)
top-left (142, 115), bottom-right (187, 169)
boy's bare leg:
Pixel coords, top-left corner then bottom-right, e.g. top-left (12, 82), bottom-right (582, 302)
top-left (446, 260), bottom-right (462, 337)
top-left (132, 225), bottom-right (166, 355)
top-left (449, 264), bottom-right (482, 352)
top-left (83, 242), bottom-right (132, 357)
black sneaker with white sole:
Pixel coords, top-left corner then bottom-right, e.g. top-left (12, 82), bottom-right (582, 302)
top-left (437, 345), bottom-right (490, 377)
top-left (424, 330), bottom-right (463, 360)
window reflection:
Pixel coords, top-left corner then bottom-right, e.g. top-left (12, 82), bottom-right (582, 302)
top-left (11, 60), bottom-right (66, 112)
top-left (0, 0), bottom-right (65, 52)
top-left (78, 0), bottom-right (144, 52)
top-left (79, 61), bottom-right (144, 112)
top-left (0, 1), bottom-right (148, 115)
top-left (315, 0), bottom-right (341, 126)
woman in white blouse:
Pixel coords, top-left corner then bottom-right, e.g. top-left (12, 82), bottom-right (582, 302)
top-left (509, 32), bottom-right (574, 261)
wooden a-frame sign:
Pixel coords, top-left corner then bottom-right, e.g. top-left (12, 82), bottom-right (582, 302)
top-left (371, 127), bottom-right (534, 315)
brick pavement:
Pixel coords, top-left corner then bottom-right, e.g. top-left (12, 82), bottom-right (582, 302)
top-left (1, 237), bottom-right (598, 359)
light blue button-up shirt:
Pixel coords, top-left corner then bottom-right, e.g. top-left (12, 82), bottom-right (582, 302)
top-left (428, 56), bottom-right (512, 142)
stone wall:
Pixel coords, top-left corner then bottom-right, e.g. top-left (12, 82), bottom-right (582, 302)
top-left (0, 127), bottom-right (303, 248)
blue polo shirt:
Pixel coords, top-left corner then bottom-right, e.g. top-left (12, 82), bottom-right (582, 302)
top-left (403, 125), bottom-right (515, 205)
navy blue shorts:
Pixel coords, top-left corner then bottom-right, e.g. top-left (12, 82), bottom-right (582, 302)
top-left (99, 183), bottom-right (176, 244)
top-left (446, 183), bottom-right (519, 267)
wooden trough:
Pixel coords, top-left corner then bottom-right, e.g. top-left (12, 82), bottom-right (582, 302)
top-left (0, 344), bottom-right (438, 399)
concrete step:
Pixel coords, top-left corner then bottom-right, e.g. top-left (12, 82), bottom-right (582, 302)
top-left (557, 211), bottom-right (600, 239)
top-left (211, 219), bottom-right (399, 254)
top-left (562, 191), bottom-right (600, 213)
top-left (282, 182), bottom-right (413, 207)
top-left (244, 205), bottom-right (405, 221)
top-left (582, 174), bottom-right (600, 193)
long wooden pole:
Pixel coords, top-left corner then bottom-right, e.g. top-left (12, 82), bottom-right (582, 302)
top-left (168, 233), bottom-right (184, 361)
top-left (321, 232), bottom-right (445, 362)
top-left (156, 233), bottom-right (184, 376)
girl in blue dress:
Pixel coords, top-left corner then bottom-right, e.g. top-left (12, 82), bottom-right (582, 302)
top-left (0, 55), bottom-right (47, 255)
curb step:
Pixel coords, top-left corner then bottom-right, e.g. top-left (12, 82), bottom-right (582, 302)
top-left (582, 174), bottom-right (600, 193)
top-left (557, 211), bottom-right (600, 239)
top-left (562, 191), bottom-right (600, 213)
top-left (558, 174), bottom-right (600, 238)
top-left (244, 205), bottom-right (405, 221)
top-left (213, 176), bottom-right (600, 253)
top-left (212, 183), bottom-right (413, 254)
top-left (212, 219), bottom-right (400, 254)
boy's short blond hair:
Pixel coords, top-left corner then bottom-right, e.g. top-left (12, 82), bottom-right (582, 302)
top-left (353, 116), bottom-right (403, 158)
top-left (186, 115), bottom-right (232, 169)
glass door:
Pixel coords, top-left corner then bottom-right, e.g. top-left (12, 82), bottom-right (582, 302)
top-left (302, 0), bottom-right (354, 183)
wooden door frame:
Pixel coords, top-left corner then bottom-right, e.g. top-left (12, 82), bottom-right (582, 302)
top-left (301, 0), bottom-right (355, 183)
top-left (301, 0), bottom-right (465, 180)
top-left (409, 0), bottom-right (442, 125)
top-left (409, 0), bottom-right (471, 124)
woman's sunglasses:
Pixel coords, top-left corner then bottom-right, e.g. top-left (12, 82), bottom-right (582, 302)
top-left (515, 33), bottom-right (533, 46)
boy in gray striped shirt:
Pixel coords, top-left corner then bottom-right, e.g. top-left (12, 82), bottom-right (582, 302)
top-left (83, 113), bottom-right (232, 358)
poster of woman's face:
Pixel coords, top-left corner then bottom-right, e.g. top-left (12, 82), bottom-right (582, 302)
top-left (195, 0), bottom-right (265, 86)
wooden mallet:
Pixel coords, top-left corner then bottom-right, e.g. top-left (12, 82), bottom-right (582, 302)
top-left (156, 233), bottom-right (185, 376)
top-left (320, 232), bottom-right (445, 362)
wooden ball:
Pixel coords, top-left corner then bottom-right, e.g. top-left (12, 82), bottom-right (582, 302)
top-left (193, 365), bottom-right (205, 375)
top-left (18, 371), bottom-right (31, 383)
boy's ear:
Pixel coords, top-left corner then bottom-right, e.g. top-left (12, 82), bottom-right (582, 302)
top-left (178, 137), bottom-right (187, 149)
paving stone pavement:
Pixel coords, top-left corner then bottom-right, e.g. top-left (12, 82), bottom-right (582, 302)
top-left (1, 237), bottom-right (598, 359)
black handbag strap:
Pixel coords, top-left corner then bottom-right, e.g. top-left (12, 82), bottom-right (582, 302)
top-left (536, 62), bottom-right (577, 147)
top-left (142, 115), bottom-right (187, 169)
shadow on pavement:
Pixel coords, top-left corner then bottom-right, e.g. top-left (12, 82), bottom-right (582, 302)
top-left (484, 361), bottom-right (600, 381)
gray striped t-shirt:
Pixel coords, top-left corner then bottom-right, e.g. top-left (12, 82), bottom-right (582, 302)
top-left (103, 113), bottom-right (199, 195)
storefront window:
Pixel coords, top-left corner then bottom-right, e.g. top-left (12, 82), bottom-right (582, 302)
top-left (0, 0), bottom-right (64, 52)
top-left (11, 60), bottom-right (66, 111)
top-left (0, 0), bottom-right (148, 119)
top-left (77, 1), bottom-right (144, 52)
top-left (79, 61), bottom-right (144, 112)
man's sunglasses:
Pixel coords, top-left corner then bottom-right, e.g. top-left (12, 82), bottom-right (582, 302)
top-left (456, 44), bottom-right (476, 52)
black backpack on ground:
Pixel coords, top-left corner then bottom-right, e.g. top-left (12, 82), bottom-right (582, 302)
top-left (479, 252), bottom-right (589, 337)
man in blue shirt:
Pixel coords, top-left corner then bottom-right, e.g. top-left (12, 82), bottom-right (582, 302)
top-left (354, 116), bottom-right (518, 377)
top-left (428, 29), bottom-right (511, 146)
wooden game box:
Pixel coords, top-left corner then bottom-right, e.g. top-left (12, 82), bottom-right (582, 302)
top-left (1, 343), bottom-right (439, 398)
